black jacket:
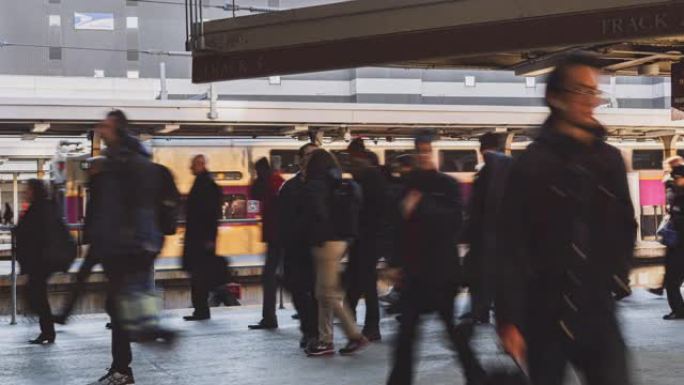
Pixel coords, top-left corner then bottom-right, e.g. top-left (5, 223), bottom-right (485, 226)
top-left (351, 163), bottom-right (387, 240)
top-left (16, 199), bottom-right (54, 275)
top-left (495, 121), bottom-right (636, 331)
top-left (182, 171), bottom-right (221, 271)
top-left (398, 170), bottom-right (463, 288)
top-left (278, 173), bottom-right (307, 250)
top-left (88, 136), bottom-right (163, 274)
top-left (302, 169), bottom-right (346, 246)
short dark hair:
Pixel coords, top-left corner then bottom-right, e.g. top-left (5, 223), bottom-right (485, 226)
top-left (107, 109), bottom-right (129, 137)
top-left (298, 143), bottom-right (317, 158)
top-left (27, 179), bottom-right (48, 202)
top-left (479, 132), bottom-right (500, 151)
top-left (545, 54), bottom-right (601, 99)
top-left (347, 138), bottom-right (365, 154)
top-left (414, 133), bottom-right (434, 148)
top-left (305, 149), bottom-right (340, 180)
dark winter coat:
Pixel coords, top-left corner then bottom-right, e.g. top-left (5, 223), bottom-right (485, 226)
top-left (398, 169), bottom-right (464, 288)
top-left (302, 169), bottom-right (345, 246)
top-left (16, 199), bottom-right (55, 275)
top-left (495, 120), bottom-right (637, 334)
top-left (251, 173), bottom-right (285, 243)
top-left (182, 171), bottom-right (222, 272)
top-left (88, 136), bottom-right (163, 275)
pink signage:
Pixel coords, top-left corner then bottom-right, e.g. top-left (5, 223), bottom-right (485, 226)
top-left (639, 179), bottom-right (665, 206)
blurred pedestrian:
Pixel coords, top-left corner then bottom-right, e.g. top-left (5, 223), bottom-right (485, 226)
top-left (302, 149), bottom-right (368, 356)
top-left (87, 110), bottom-right (166, 385)
top-left (463, 132), bottom-right (513, 324)
top-left (3, 202), bottom-right (13, 225)
top-left (345, 138), bottom-right (386, 342)
top-left (182, 154), bottom-right (225, 321)
top-left (279, 143), bottom-right (319, 348)
top-left (662, 165), bottom-right (684, 319)
top-left (16, 179), bottom-right (59, 344)
top-left (386, 144), bottom-right (484, 385)
top-left (495, 55), bottom-right (636, 385)
top-left (249, 157), bottom-right (285, 330)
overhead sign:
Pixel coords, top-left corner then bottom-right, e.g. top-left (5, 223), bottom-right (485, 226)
top-left (672, 61), bottom-right (684, 121)
top-left (74, 13), bottom-right (114, 31)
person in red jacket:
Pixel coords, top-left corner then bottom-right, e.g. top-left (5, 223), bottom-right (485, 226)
top-left (249, 157), bottom-right (285, 329)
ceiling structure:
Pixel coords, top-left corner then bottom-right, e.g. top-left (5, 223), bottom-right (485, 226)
top-left (189, 0), bottom-right (684, 82)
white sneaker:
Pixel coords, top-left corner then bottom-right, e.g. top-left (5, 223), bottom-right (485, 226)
top-left (88, 370), bottom-right (135, 385)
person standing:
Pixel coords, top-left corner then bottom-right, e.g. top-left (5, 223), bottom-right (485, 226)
top-left (386, 147), bottom-right (485, 385)
top-left (3, 202), bottom-right (13, 225)
top-left (345, 138), bottom-right (386, 341)
top-left (463, 132), bottom-right (513, 324)
top-left (303, 149), bottom-right (368, 356)
top-left (249, 158), bottom-right (285, 330)
top-left (495, 55), bottom-right (636, 385)
top-left (87, 110), bottom-right (164, 385)
top-left (15, 179), bottom-right (58, 344)
top-left (182, 155), bottom-right (224, 321)
top-left (662, 165), bottom-right (684, 319)
top-left (279, 143), bottom-right (319, 348)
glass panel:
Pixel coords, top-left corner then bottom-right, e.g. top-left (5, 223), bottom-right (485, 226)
top-left (221, 194), bottom-right (247, 219)
top-left (270, 150), bottom-right (299, 174)
top-left (439, 150), bottom-right (478, 172)
top-left (632, 150), bottom-right (663, 170)
top-left (385, 149), bottom-right (415, 165)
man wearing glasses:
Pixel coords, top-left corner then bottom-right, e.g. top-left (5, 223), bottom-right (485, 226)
top-left (495, 55), bottom-right (636, 385)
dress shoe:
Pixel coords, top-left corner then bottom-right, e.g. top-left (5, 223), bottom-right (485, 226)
top-left (663, 312), bottom-right (684, 320)
top-left (183, 314), bottom-right (210, 321)
top-left (248, 320), bottom-right (278, 330)
top-left (29, 334), bottom-right (55, 344)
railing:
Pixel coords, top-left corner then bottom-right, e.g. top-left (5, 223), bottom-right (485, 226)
top-left (185, 0), bottom-right (205, 51)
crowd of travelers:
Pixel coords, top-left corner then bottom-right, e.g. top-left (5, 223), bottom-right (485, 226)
top-left (16, 54), bottom-right (683, 385)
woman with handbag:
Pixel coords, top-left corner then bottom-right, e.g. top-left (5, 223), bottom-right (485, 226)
top-left (15, 179), bottom-right (58, 344)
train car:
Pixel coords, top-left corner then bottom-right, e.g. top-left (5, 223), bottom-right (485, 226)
top-left (50, 136), bottom-right (674, 268)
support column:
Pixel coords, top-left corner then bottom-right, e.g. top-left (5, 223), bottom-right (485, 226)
top-left (12, 173), bottom-right (18, 225)
top-left (502, 132), bottom-right (515, 156)
top-left (91, 131), bottom-right (102, 157)
top-left (661, 134), bottom-right (680, 160)
top-left (37, 159), bottom-right (45, 179)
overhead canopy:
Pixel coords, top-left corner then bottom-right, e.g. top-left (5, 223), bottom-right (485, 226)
top-left (191, 0), bottom-right (684, 82)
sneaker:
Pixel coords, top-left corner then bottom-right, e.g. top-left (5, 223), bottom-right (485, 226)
top-left (305, 342), bottom-right (335, 357)
top-left (88, 369), bottom-right (135, 385)
top-left (339, 336), bottom-right (369, 355)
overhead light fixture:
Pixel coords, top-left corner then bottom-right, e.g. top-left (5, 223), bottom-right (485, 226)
top-left (158, 124), bottom-right (180, 134)
top-left (32, 123), bottom-right (50, 133)
top-left (223, 125), bottom-right (235, 133)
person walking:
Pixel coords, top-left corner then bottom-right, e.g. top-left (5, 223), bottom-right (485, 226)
top-left (463, 132), bottom-right (513, 324)
top-left (386, 146), bottom-right (485, 385)
top-left (495, 55), bottom-right (636, 385)
top-left (345, 138), bottom-right (386, 341)
top-left (279, 143), bottom-right (319, 348)
top-left (249, 157), bottom-right (285, 330)
top-left (15, 179), bottom-right (59, 344)
top-left (302, 149), bottom-right (368, 356)
top-left (3, 202), bottom-right (13, 225)
top-left (662, 165), bottom-right (684, 319)
top-left (182, 154), bottom-right (224, 321)
top-left (87, 110), bottom-right (165, 385)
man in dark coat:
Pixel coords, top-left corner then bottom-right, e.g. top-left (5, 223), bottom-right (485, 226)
top-left (182, 154), bottom-right (223, 321)
top-left (88, 110), bottom-right (165, 385)
top-left (464, 132), bottom-right (513, 323)
top-left (495, 56), bottom-right (636, 385)
top-left (663, 165), bottom-right (684, 319)
top-left (345, 138), bottom-right (386, 341)
top-left (279, 143), bottom-right (319, 347)
top-left (387, 149), bottom-right (485, 385)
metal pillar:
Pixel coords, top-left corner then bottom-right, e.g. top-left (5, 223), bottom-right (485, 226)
top-left (160, 62), bottom-right (168, 101)
top-left (91, 131), bottom-right (102, 157)
top-left (503, 132), bottom-right (515, 156)
top-left (12, 173), bottom-right (18, 224)
top-left (37, 159), bottom-right (45, 179)
top-left (10, 227), bottom-right (16, 325)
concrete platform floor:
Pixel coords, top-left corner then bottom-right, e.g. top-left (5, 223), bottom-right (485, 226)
top-left (1, 290), bottom-right (683, 385)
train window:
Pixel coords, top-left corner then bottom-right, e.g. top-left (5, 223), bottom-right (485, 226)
top-left (385, 149), bottom-right (415, 165)
top-left (330, 150), bottom-right (353, 172)
top-left (439, 150), bottom-right (478, 172)
top-left (210, 171), bottom-right (243, 182)
top-left (632, 150), bottom-right (663, 170)
top-left (270, 150), bottom-right (299, 174)
top-left (221, 194), bottom-right (247, 219)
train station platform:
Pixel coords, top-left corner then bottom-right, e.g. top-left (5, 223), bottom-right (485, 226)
top-left (0, 290), bottom-right (682, 385)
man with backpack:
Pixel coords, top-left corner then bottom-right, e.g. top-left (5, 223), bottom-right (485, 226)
top-left (182, 154), bottom-right (225, 321)
top-left (87, 110), bottom-right (171, 385)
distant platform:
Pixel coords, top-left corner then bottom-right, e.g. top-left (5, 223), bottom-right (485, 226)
top-left (0, 291), bottom-right (681, 385)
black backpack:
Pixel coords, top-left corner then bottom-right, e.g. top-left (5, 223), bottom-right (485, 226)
top-left (330, 178), bottom-right (363, 240)
top-left (156, 164), bottom-right (181, 236)
top-left (45, 210), bottom-right (77, 273)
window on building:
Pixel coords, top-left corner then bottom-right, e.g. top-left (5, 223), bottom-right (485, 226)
top-left (269, 76), bottom-right (281, 85)
top-left (74, 13), bottom-right (115, 31)
top-left (126, 16), bottom-right (139, 29)
top-left (48, 15), bottom-right (61, 27)
top-left (525, 77), bottom-right (536, 88)
top-left (270, 150), bottom-right (299, 174)
top-left (127, 70), bottom-right (140, 79)
top-left (49, 47), bottom-right (62, 61)
top-left (439, 150), bottom-right (478, 172)
top-left (632, 150), bottom-right (664, 170)
top-left (93, 69), bottom-right (105, 78)
top-left (464, 75), bottom-right (476, 87)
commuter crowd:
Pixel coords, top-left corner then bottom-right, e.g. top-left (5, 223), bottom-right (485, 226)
top-left (15, 55), bottom-right (684, 385)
